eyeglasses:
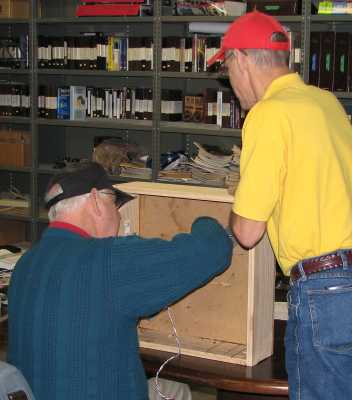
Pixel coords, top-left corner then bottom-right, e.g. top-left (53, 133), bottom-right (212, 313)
top-left (218, 49), bottom-right (247, 75)
top-left (218, 50), bottom-right (236, 75)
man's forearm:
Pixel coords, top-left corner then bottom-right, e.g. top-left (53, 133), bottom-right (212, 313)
top-left (229, 211), bottom-right (266, 249)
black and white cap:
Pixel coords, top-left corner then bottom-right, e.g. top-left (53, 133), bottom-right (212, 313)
top-left (45, 162), bottom-right (134, 210)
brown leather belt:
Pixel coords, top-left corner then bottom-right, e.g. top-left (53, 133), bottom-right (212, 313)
top-left (290, 249), bottom-right (352, 282)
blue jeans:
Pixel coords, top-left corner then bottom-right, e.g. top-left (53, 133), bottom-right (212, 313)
top-left (285, 257), bottom-right (352, 400)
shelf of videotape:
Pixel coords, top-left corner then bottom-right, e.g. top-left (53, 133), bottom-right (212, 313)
top-left (34, 27), bottom-right (299, 128)
top-left (33, 30), bottom-right (352, 95)
top-left (38, 85), bottom-right (245, 129)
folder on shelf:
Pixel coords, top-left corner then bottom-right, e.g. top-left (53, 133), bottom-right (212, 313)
top-left (319, 31), bottom-right (335, 91)
top-left (0, 198), bottom-right (29, 208)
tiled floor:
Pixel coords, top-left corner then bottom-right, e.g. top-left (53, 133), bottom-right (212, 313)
top-left (191, 386), bottom-right (216, 400)
top-left (149, 378), bottom-right (216, 400)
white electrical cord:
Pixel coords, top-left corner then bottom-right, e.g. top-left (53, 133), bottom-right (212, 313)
top-left (154, 307), bottom-right (181, 400)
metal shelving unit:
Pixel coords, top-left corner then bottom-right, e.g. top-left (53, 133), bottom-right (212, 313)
top-left (0, 14), bottom-right (33, 241)
top-left (1, 0), bottom-right (350, 243)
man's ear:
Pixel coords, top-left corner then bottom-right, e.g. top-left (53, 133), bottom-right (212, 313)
top-left (234, 49), bottom-right (249, 74)
top-left (89, 188), bottom-right (102, 216)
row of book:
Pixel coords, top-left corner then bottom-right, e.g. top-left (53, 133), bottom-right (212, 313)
top-left (162, 35), bottom-right (221, 72)
top-left (38, 85), bottom-right (153, 121)
top-left (0, 36), bottom-right (28, 70)
top-left (180, 88), bottom-right (246, 128)
top-left (38, 85), bottom-right (245, 128)
top-left (309, 31), bottom-right (352, 92)
top-left (36, 30), bottom-right (300, 73)
top-left (0, 83), bottom-right (30, 117)
top-left (38, 33), bottom-right (217, 73)
top-left (162, 30), bottom-right (301, 73)
top-left (163, 87), bottom-right (246, 128)
top-left (3, 83), bottom-right (351, 123)
top-left (38, 35), bottom-right (153, 71)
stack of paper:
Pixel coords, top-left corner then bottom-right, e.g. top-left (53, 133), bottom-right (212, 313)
top-left (119, 162), bottom-right (152, 179)
top-left (188, 142), bottom-right (233, 187)
top-left (0, 249), bottom-right (22, 270)
top-left (225, 144), bottom-right (241, 194)
top-left (0, 249), bottom-right (23, 288)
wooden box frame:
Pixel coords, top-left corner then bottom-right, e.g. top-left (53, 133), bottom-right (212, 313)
top-left (116, 182), bottom-right (276, 366)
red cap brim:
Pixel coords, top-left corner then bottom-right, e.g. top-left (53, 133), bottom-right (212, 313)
top-left (207, 48), bottom-right (225, 67)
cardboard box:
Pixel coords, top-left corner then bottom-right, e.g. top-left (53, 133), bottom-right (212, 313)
top-left (0, 129), bottom-right (31, 168)
top-left (0, 220), bottom-right (26, 246)
top-left (116, 182), bottom-right (276, 366)
top-left (183, 95), bottom-right (204, 123)
top-left (0, 0), bottom-right (29, 18)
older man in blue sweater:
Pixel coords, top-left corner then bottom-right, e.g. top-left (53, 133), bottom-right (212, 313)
top-left (7, 162), bottom-right (234, 400)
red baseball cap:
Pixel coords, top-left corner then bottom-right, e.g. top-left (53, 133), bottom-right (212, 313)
top-left (207, 11), bottom-right (290, 67)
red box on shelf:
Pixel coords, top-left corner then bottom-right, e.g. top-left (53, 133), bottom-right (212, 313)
top-left (76, 0), bottom-right (144, 16)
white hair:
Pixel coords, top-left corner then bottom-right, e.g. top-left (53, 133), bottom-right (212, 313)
top-left (245, 49), bottom-right (290, 68)
top-left (45, 183), bottom-right (90, 221)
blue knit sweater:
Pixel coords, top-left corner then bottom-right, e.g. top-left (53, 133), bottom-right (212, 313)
top-left (8, 217), bottom-right (233, 400)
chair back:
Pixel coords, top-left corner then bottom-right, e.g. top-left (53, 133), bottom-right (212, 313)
top-left (0, 361), bottom-right (35, 400)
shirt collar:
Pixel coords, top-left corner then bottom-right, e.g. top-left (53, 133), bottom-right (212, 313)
top-left (263, 72), bottom-right (303, 100)
top-left (49, 221), bottom-right (91, 238)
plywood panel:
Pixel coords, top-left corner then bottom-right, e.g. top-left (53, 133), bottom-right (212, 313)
top-left (138, 195), bottom-right (248, 345)
top-left (139, 328), bottom-right (247, 365)
top-left (246, 235), bottom-right (276, 366)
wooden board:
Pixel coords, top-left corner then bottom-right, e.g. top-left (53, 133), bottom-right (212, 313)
top-left (246, 234), bottom-right (276, 366)
top-left (115, 181), bottom-right (233, 203)
top-left (118, 197), bottom-right (140, 236)
top-left (139, 328), bottom-right (247, 365)
top-left (138, 195), bottom-right (248, 345)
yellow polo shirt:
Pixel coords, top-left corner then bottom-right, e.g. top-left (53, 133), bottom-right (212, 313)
top-left (233, 73), bottom-right (352, 275)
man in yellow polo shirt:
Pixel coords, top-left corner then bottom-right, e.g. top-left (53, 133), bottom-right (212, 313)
top-left (208, 11), bottom-right (352, 400)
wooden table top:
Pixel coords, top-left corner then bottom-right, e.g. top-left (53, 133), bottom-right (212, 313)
top-left (141, 321), bottom-right (288, 397)
top-left (0, 313), bottom-right (288, 396)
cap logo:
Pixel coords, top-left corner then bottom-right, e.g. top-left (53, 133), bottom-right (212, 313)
top-left (270, 31), bottom-right (289, 43)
